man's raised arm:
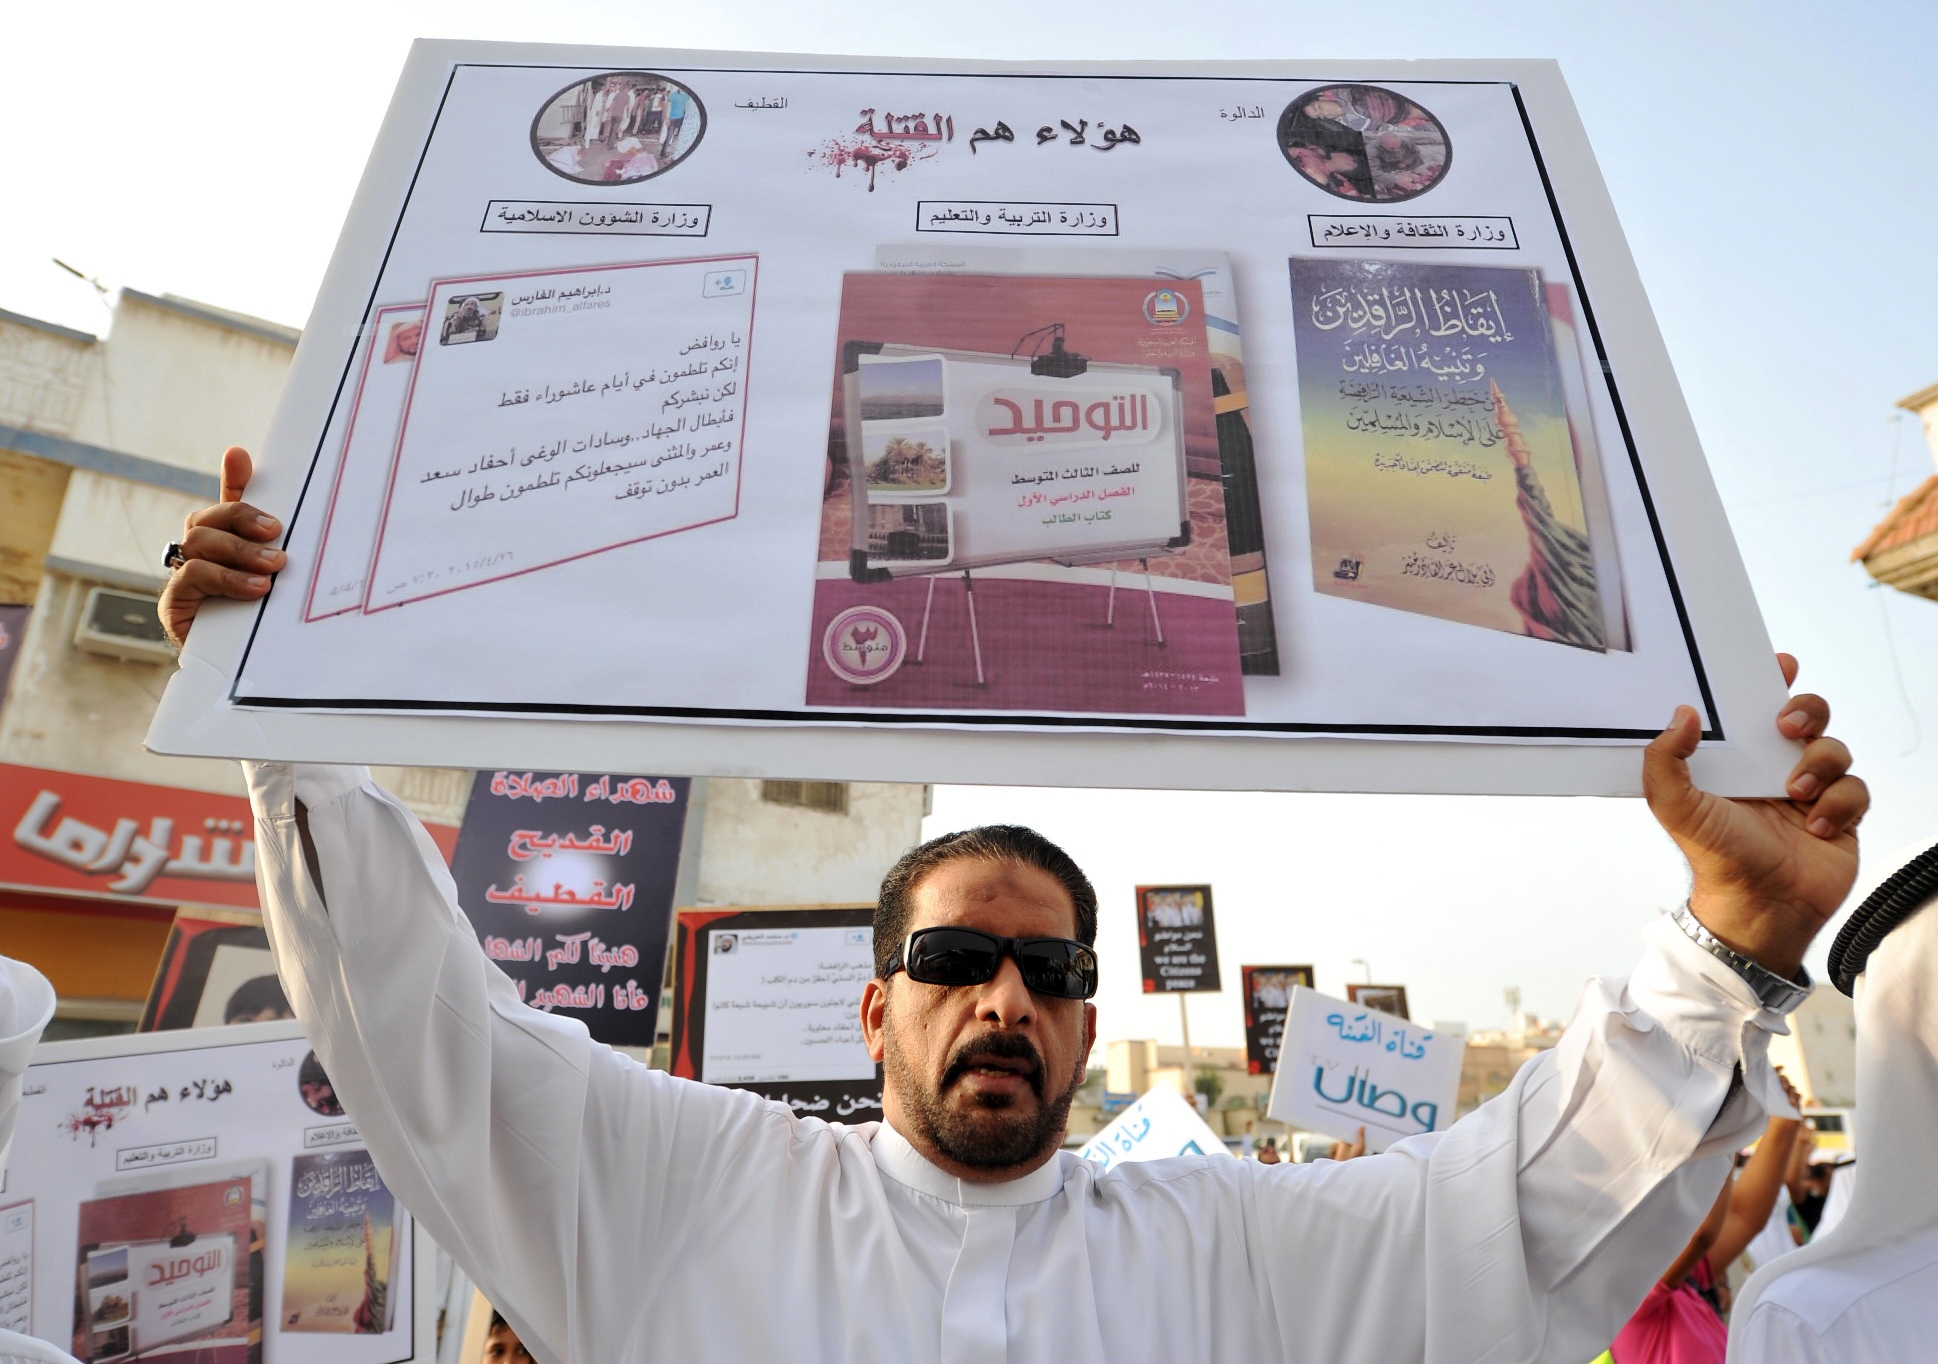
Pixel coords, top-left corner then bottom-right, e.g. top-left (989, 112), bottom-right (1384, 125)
top-left (247, 762), bottom-right (759, 1364)
top-left (1246, 663), bottom-right (1865, 1361)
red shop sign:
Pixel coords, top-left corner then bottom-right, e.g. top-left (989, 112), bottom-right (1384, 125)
top-left (2, 762), bottom-right (457, 909)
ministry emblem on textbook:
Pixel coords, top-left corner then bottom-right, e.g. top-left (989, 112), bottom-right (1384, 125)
top-left (1143, 288), bottom-right (1189, 326)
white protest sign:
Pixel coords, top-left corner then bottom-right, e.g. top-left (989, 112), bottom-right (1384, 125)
top-left (700, 924), bottom-right (876, 1085)
top-left (150, 46), bottom-right (1798, 797)
top-left (1080, 1084), bottom-right (1231, 1174)
top-left (7, 1020), bottom-right (436, 1364)
top-left (1266, 986), bottom-right (1463, 1154)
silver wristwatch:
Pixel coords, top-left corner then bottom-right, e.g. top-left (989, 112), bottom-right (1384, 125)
top-left (1671, 904), bottom-right (1812, 1014)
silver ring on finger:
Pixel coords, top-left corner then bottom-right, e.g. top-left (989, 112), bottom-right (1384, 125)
top-left (162, 541), bottom-right (188, 570)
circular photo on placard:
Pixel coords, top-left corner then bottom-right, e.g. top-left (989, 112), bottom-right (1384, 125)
top-left (1278, 84), bottom-right (1449, 202)
top-left (297, 1050), bottom-right (345, 1117)
top-left (531, 72), bottom-right (707, 184)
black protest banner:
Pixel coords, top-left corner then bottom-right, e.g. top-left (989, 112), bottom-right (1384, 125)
top-left (1240, 964), bottom-right (1314, 1074)
top-left (450, 770), bottom-right (689, 1047)
top-left (1135, 884), bottom-right (1222, 993)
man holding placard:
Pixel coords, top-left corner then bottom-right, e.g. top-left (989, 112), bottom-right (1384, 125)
top-left (135, 458), bottom-right (1875, 1362)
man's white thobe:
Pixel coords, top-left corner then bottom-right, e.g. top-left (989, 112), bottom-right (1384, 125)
top-left (1729, 885), bottom-right (1938, 1362)
top-left (247, 762), bottom-right (1791, 1364)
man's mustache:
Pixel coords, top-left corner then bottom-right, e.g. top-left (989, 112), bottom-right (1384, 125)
top-left (942, 1032), bottom-right (1046, 1099)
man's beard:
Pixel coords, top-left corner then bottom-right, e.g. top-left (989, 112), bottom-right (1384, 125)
top-left (885, 1025), bottom-right (1085, 1171)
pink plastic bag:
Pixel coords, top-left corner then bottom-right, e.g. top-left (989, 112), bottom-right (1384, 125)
top-left (1609, 1261), bottom-right (1727, 1364)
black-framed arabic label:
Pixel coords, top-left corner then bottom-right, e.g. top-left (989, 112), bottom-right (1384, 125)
top-left (149, 45), bottom-right (1796, 797)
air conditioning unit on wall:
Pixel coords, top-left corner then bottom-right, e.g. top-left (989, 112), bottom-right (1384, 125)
top-left (74, 586), bottom-right (174, 664)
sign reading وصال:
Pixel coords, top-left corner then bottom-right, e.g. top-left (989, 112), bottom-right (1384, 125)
top-left (1266, 985), bottom-right (1463, 1154)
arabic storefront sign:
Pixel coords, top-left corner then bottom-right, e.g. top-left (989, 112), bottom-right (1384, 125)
top-left (1265, 985), bottom-right (1463, 1154)
top-left (1240, 964), bottom-right (1315, 1075)
top-left (448, 770), bottom-right (689, 1048)
top-left (1135, 884), bottom-right (1222, 993)
top-left (667, 906), bottom-right (882, 1121)
top-left (2, 762), bottom-right (459, 911)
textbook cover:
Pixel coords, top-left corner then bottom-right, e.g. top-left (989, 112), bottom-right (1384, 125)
top-left (281, 1149), bottom-right (399, 1334)
top-left (808, 267), bottom-right (1246, 717)
top-left (875, 244), bottom-right (1281, 676)
top-left (71, 1171), bottom-right (258, 1363)
top-left (1291, 257), bottom-right (1611, 651)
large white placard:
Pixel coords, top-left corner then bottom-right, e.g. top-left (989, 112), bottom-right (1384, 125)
top-left (5, 1021), bottom-right (434, 1364)
top-left (1080, 1084), bottom-right (1232, 1173)
top-left (1264, 986), bottom-right (1463, 1154)
top-left (150, 45), bottom-right (1795, 796)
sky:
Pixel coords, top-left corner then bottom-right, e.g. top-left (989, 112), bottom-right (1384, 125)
top-left (6, 0), bottom-right (1936, 1051)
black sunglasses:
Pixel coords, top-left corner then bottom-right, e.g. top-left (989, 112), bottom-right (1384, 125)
top-left (885, 927), bottom-right (1099, 1000)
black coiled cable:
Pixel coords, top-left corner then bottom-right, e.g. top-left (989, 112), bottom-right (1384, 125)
top-left (1828, 840), bottom-right (1938, 996)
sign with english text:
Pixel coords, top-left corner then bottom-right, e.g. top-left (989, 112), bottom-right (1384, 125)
top-left (1241, 964), bottom-right (1315, 1074)
top-left (1266, 985), bottom-right (1462, 1153)
top-left (448, 770), bottom-right (689, 1047)
top-left (1136, 884), bottom-right (1222, 993)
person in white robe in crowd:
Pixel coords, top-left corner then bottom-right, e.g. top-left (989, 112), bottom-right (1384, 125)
top-left (0, 960), bottom-right (83, 1364)
top-left (121, 448), bottom-right (1870, 1364)
top-left (1728, 842), bottom-right (1938, 1362)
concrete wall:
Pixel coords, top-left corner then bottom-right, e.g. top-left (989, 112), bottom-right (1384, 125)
top-left (1767, 987), bottom-right (1857, 1109)
top-left (0, 309), bottom-right (96, 436)
top-left (67, 292), bottom-right (297, 471)
top-left (691, 777), bottom-right (928, 906)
